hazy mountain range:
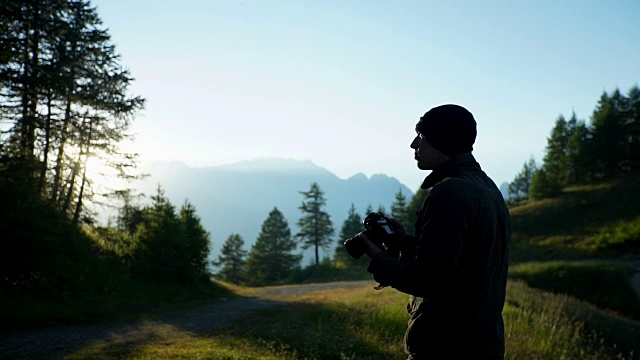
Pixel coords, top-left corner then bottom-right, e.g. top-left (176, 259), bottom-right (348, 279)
top-left (136, 158), bottom-right (415, 265)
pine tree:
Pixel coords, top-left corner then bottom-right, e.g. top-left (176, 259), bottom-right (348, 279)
top-left (404, 188), bottom-right (427, 234)
top-left (507, 157), bottom-right (537, 205)
top-left (543, 115), bottom-right (571, 187)
top-left (364, 204), bottom-right (374, 216)
top-left (296, 182), bottom-right (334, 266)
top-left (133, 186), bottom-right (183, 284)
top-left (179, 201), bottom-right (211, 282)
top-left (113, 189), bottom-right (146, 233)
top-left (213, 234), bottom-right (247, 285)
top-left (589, 90), bottom-right (627, 178)
top-left (565, 117), bottom-right (591, 184)
top-left (529, 168), bottom-right (562, 200)
top-left (334, 204), bottom-right (364, 267)
top-left (0, 0), bottom-right (144, 292)
top-left (625, 85), bottom-right (640, 171)
top-left (0, 0), bottom-right (144, 220)
top-left (390, 188), bottom-right (409, 225)
top-left (246, 208), bottom-right (301, 285)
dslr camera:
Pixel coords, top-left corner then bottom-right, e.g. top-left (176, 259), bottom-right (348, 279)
top-left (343, 212), bottom-right (402, 259)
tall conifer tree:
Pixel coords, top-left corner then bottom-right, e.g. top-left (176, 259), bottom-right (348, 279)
top-left (296, 182), bottom-right (334, 266)
top-left (589, 91), bottom-right (626, 177)
top-left (179, 201), bottom-right (211, 282)
top-left (508, 157), bottom-right (537, 205)
top-left (625, 85), bottom-right (640, 170)
top-left (246, 208), bottom-right (301, 285)
top-left (566, 117), bottom-right (590, 184)
top-left (213, 234), bottom-right (247, 285)
top-left (0, 0), bottom-right (144, 218)
top-left (334, 203), bottom-right (364, 266)
top-left (390, 188), bottom-right (409, 225)
top-left (543, 115), bottom-right (571, 187)
top-left (133, 186), bottom-right (183, 284)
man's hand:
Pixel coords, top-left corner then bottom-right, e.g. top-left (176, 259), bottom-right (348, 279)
top-left (359, 232), bottom-right (383, 258)
top-left (385, 217), bottom-right (408, 238)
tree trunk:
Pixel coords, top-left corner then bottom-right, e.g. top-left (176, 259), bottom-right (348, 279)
top-left (51, 93), bottom-right (72, 203)
top-left (73, 118), bottom-right (94, 224)
top-left (38, 91), bottom-right (53, 194)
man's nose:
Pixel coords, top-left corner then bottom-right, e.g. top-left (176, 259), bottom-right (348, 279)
top-left (410, 135), bottom-right (419, 149)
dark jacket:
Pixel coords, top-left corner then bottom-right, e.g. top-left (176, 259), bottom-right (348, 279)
top-left (367, 153), bottom-right (510, 359)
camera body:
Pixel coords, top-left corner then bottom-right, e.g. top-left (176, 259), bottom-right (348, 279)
top-left (343, 212), bottom-right (399, 259)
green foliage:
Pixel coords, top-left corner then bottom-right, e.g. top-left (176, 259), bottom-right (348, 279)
top-left (0, 0), bottom-right (145, 220)
top-left (179, 201), bottom-right (212, 281)
top-left (245, 208), bottom-right (301, 286)
top-left (404, 188), bottom-right (427, 234)
top-left (333, 204), bottom-right (367, 269)
top-left (543, 115), bottom-right (572, 185)
top-left (364, 203), bottom-right (374, 216)
top-left (521, 86), bottom-right (640, 199)
top-left (589, 90), bottom-right (628, 178)
top-left (592, 216), bottom-right (640, 251)
top-left (566, 117), bottom-right (591, 184)
top-left (131, 187), bottom-right (184, 284)
top-left (288, 256), bottom-right (369, 283)
top-left (295, 182), bottom-right (334, 266)
top-left (213, 234), bottom-right (248, 285)
top-left (390, 188), bottom-right (409, 225)
top-left (529, 167), bottom-right (563, 200)
top-left (507, 156), bottom-right (537, 205)
top-left (0, 0), bottom-right (222, 331)
top-left (625, 85), bottom-right (640, 170)
top-left (0, 156), bottom-right (111, 297)
top-left (105, 187), bottom-right (210, 285)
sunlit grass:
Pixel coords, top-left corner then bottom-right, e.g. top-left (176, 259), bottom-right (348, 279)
top-left (504, 280), bottom-right (637, 359)
top-left (66, 278), bottom-right (638, 360)
top-left (509, 260), bottom-right (640, 320)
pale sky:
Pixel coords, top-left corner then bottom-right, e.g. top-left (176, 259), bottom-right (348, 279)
top-left (94, 0), bottom-right (640, 190)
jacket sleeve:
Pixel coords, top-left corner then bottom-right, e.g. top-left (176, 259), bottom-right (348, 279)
top-left (367, 183), bottom-right (468, 298)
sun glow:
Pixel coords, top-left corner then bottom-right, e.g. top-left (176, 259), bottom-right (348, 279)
top-left (84, 156), bottom-right (118, 188)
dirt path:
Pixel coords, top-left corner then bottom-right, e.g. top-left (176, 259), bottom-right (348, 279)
top-left (0, 280), bottom-right (375, 360)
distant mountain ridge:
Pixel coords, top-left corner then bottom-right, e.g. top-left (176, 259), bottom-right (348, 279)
top-left (136, 158), bottom-right (414, 265)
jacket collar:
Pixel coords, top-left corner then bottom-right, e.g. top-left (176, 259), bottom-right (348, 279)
top-left (421, 153), bottom-right (480, 189)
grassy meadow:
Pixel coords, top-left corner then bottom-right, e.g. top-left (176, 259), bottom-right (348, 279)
top-left (66, 278), bottom-right (639, 359)
top-left (66, 176), bottom-right (640, 359)
top-left (6, 175), bottom-right (640, 359)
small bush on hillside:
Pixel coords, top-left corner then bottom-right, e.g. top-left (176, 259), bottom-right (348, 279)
top-left (592, 216), bottom-right (640, 251)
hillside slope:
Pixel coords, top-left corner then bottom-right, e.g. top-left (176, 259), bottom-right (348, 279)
top-left (509, 173), bottom-right (640, 263)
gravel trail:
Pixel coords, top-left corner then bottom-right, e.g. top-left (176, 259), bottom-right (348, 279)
top-left (0, 280), bottom-right (375, 359)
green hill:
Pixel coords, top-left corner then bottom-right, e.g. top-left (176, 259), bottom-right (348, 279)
top-left (510, 173), bottom-right (640, 262)
top-left (507, 174), bottom-right (640, 356)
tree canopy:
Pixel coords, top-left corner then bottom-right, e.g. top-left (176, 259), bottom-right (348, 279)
top-left (519, 85), bottom-right (640, 201)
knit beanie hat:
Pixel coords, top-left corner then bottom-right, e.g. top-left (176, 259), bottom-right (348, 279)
top-left (415, 104), bottom-right (477, 157)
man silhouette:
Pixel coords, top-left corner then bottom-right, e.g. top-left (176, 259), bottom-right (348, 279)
top-left (360, 104), bottom-right (510, 359)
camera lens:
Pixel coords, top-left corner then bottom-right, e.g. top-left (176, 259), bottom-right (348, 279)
top-left (343, 235), bottom-right (366, 259)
